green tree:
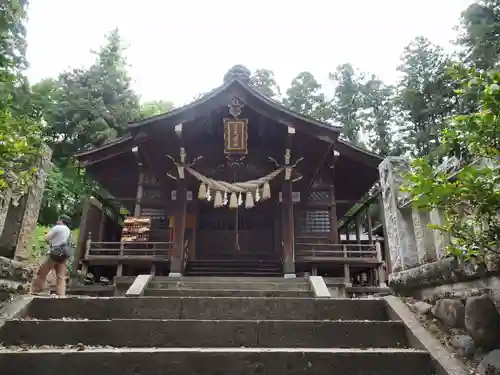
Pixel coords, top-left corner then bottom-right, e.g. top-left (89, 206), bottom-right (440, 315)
top-left (457, 0), bottom-right (500, 70)
top-left (250, 69), bottom-right (281, 100)
top-left (139, 100), bottom-right (174, 119)
top-left (358, 76), bottom-right (398, 156)
top-left (396, 36), bottom-right (455, 157)
top-left (31, 29), bottom-right (142, 221)
top-left (0, 0), bottom-right (44, 193)
top-left (283, 71), bottom-right (332, 121)
top-left (329, 63), bottom-right (364, 143)
top-left (403, 67), bottom-right (500, 259)
top-left (41, 28), bottom-right (140, 164)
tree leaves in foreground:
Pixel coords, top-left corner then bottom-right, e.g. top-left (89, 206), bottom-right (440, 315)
top-left (403, 67), bottom-right (500, 259)
top-left (0, 0), bottom-right (44, 194)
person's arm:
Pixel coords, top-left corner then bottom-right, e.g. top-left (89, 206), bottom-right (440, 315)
top-left (44, 227), bottom-right (57, 243)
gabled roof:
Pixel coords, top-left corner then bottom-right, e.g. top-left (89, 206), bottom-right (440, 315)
top-left (127, 77), bottom-right (344, 144)
top-left (76, 66), bottom-right (383, 168)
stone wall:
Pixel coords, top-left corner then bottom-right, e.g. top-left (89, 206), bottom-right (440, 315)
top-left (0, 255), bottom-right (33, 302)
top-left (379, 156), bottom-right (500, 373)
top-left (378, 155), bottom-right (499, 294)
top-left (0, 145), bottom-right (52, 261)
top-left (379, 156), bottom-right (450, 274)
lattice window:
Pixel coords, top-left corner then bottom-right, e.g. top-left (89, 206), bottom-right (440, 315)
top-left (143, 189), bottom-right (162, 200)
top-left (307, 191), bottom-right (329, 202)
top-left (296, 210), bottom-right (331, 233)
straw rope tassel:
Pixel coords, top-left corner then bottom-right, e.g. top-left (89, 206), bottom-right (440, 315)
top-left (229, 192), bottom-right (238, 208)
top-left (198, 183), bottom-right (206, 200)
top-left (262, 182), bottom-right (271, 200)
top-left (245, 192), bottom-right (254, 209)
top-left (214, 191), bottom-right (223, 208)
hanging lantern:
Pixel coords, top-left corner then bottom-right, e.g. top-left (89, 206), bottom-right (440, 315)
top-left (223, 191), bottom-right (228, 206)
top-left (206, 187), bottom-right (212, 201)
top-left (238, 193), bottom-right (243, 206)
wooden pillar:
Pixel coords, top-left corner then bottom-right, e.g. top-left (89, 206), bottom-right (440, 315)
top-left (98, 208), bottom-right (106, 242)
top-left (134, 167), bottom-right (144, 216)
top-left (355, 214), bottom-right (362, 251)
top-left (72, 198), bottom-right (91, 276)
top-left (366, 204), bottom-right (374, 244)
top-left (169, 181), bottom-right (187, 276)
top-left (328, 184), bottom-right (339, 244)
top-left (282, 179), bottom-right (295, 278)
top-left (274, 201), bottom-right (281, 259)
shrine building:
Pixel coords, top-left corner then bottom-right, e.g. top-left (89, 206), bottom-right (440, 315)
top-left (74, 65), bottom-right (387, 285)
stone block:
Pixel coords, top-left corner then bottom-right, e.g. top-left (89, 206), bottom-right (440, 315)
top-left (0, 348), bottom-right (434, 375)
top-left (379, 157), bottom-right (418, 272)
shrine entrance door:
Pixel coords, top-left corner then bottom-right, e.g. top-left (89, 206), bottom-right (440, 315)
top-left (197, 199), bottom-right (277, 261)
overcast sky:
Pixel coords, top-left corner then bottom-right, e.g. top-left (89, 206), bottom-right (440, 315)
top-left (25, 0), bottom-right (473, 105)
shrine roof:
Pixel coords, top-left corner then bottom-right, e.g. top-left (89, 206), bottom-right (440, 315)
top-left (75, 65), bottom-right (383, 168)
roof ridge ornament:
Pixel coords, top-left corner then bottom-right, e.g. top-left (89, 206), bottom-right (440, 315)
top-left (223, 64), bottom-right (251, 83)
top-left (228, 98), bottom-right (244, 118)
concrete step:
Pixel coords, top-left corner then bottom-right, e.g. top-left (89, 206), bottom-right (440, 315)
top-left (149, 281), bottom-right (309, 291)
top-left (0, 348), bottom-right (434, 375)
top-left (0, 319), bottom-right (409, 348)
top-left (144, 289), bottom-right (312, 297)
top-left (152, 276), bottom-right (303, 282)
top-left (185, 271), bottom-right (283, 277)
top-left (20, 297), bottom-right (390, 321)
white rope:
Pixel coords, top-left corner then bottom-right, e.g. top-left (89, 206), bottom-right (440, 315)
top-left (185, 166), bottom-right (283, 193)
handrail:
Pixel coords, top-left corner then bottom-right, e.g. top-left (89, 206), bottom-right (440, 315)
top-left (87, 240), bottom-right (173, 258)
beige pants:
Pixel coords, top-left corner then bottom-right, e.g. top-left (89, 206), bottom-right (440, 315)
top-left (30, 256), bottom-right (68, 296)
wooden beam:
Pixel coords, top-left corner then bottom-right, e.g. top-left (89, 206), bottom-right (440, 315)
top-left (307, 143), bottom-right (333, 189)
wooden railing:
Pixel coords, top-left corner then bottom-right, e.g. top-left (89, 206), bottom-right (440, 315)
top-left (86, 241), bottom-right (173, 259)
top-left (295, 240), bottom-right (382, 262)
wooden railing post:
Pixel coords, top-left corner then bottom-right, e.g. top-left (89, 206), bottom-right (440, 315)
top-left (343, 244), bottom-right (351, 286)
top-left (116, 242), bottom-right (124, 277)
top-left (375, 238), bottom-right (382, 262)
top-left (375, 237), bottom-right (387, 287)
top-left (81, 232), bottom-right (92, 276)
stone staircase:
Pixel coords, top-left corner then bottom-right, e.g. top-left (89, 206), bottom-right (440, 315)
top-left (184, 259), bottom-right (283, 277)
top-left (0, 277), bottom-right (463, 375)
top-left (144, 276), bottom-right (312, 297)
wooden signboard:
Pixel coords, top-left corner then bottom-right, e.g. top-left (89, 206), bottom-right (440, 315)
top-left (223, 118), bottom-right (248, 154)
top-left (121, 216), bottom-right (151, 242)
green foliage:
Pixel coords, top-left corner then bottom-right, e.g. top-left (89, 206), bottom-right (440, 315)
top-left (457, 0), bottom-right (500, 70)
top-left (329, 63), bottom-right (364, 143)
top-left (250, 69), bottom-right (281, 100)
top-left (403, 68), bottom-right (500, 259)
top-left (139, 100), bottom-right (174, 119)
top-left (283, 71), bottom-right (332, 121)
top-left (31, 28), bottom-right (143, 221)
top-left (0, 0), bottom-right (44, 194)
top-left (396, 36), bottom-right (456, 157)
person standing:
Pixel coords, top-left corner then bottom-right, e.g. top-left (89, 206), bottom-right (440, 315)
top-left (30, 215), bottom-right (72, 297)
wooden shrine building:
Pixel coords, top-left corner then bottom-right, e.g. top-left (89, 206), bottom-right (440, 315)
top-left (75, 65), bottom-right (386, 284)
